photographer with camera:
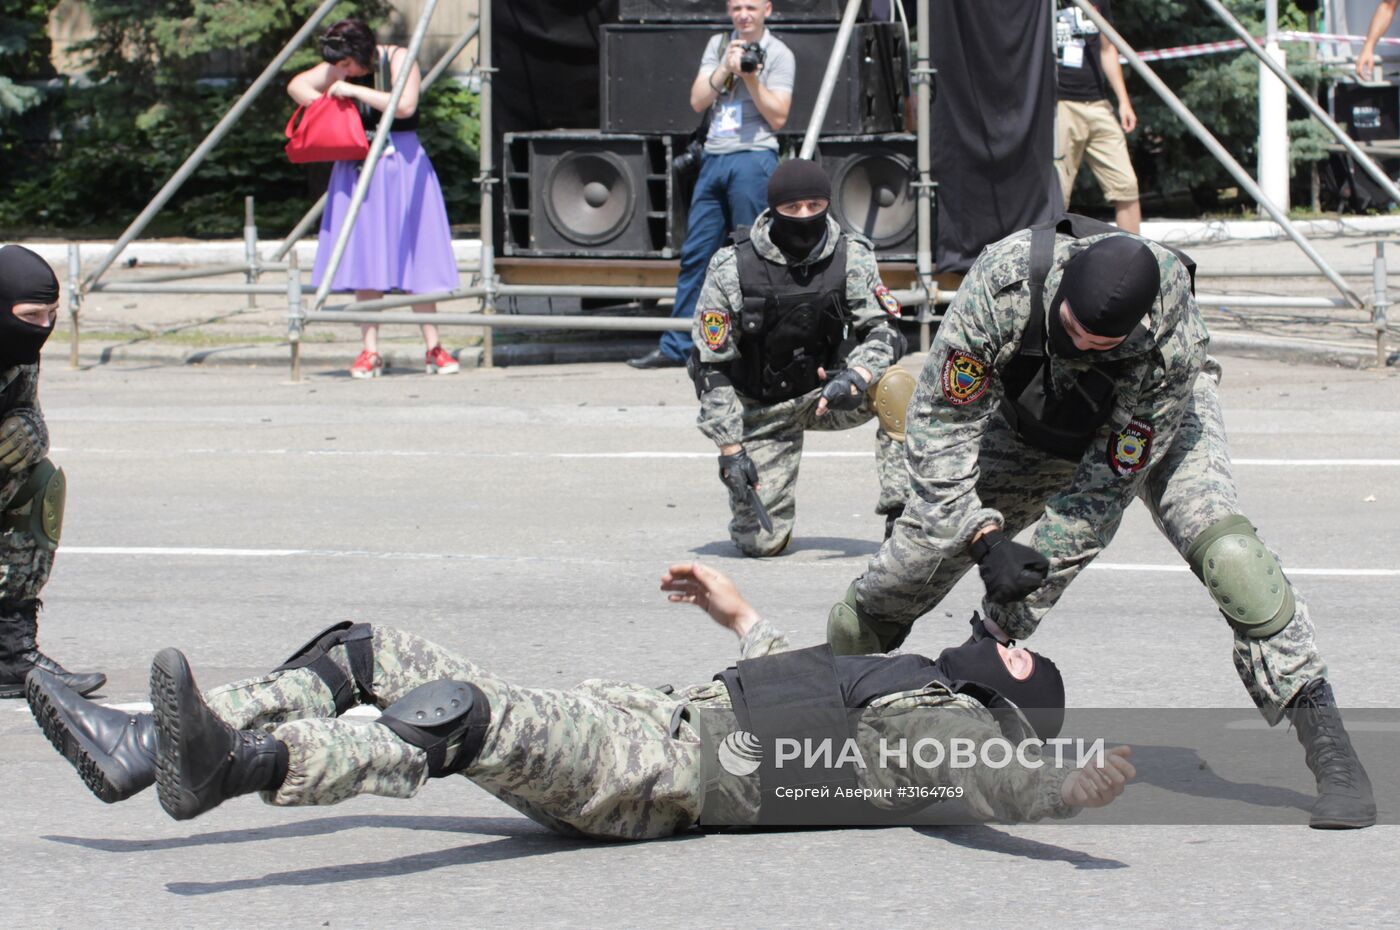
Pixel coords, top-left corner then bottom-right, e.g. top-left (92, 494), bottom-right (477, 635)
top-left (629, 0), bottom-right (795, 369)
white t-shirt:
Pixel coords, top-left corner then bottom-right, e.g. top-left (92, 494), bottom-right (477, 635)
top-left (700, 28), bottom-right (796, 154)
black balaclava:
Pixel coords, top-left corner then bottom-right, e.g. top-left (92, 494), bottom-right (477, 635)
top-left (934, 637), bottom-right (1066, 741)
top-left (1046, 235), bottom-right (1160, 359)
top-left (0, 245), bottom-right (59, 370)
top-left (765, 159), bottom-right (832, 263)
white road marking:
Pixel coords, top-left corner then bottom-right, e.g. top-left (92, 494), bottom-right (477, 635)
top-left (13, 701), bottom-right (380, 717)
top-left (49, 447), bottom-right (1400, 466)
top-left (54, 546), bottom-right (1400, 577)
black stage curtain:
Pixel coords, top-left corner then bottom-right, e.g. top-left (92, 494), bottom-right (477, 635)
top-left (930, 0), bottom-right (1059, 273)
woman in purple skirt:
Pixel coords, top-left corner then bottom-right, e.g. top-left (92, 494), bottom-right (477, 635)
top-left (289, 18), bottom-right (461, 379)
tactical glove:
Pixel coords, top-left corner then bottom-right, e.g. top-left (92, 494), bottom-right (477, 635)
top-left (718, 449), bottom-right (760, 494)
top-left (819, 367), bottom-right (871, 411)
top-left (969, 529), bottom-right (1049, 604)
top-left (0, 415), bottom-right (42, 471)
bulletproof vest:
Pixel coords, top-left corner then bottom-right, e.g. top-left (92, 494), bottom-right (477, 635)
top-left (998, 214), bottom-right (1197, 461)
top-left (727, 228), bottom-right (853, 404)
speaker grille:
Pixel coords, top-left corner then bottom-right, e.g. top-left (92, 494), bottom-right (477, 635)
top-left (543, 151), bottom-right (637, 246)
top-left (819, 134), bottom-right (927, 260)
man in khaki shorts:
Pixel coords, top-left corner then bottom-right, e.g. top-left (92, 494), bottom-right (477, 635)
top-left (1053, 0), bottom-right (1140, 233)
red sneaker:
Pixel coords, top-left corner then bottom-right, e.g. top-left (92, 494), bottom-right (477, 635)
top-left (350, 350), bottom-right (383, 380)
top-left (425, 344), bottom-right (460, 375)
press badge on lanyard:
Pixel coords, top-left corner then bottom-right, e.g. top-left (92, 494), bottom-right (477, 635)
top-left (1062, 38), bottom-right (1085, 68)
top-left (712, 101), bottom-right (743, 138)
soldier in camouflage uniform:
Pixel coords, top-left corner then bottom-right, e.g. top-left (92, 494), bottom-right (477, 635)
top-left (689, 160), bottom-right (914, 557)
top-left (0, 245), bottom-right (105, 699)
top-left (826, 216), bottom-right (1375, 828)
top-left (26, 562), bottom-right (1134, 835)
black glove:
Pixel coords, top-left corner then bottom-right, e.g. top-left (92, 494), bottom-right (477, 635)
top-left (969, 529), bottom-right (1049, 604)
top-left (718, 449), bottom-right (760, 494)
top-left (819, 367), bottom-right (870, 411)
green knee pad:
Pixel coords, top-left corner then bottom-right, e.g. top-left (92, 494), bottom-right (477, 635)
top-left (826, 584), bottom-right (886, 655)
top-left (1185, 514), bottom-right (1295, 639)
top-left (2, 458), bottom-right (64, 551)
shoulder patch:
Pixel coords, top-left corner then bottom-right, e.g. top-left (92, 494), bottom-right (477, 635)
top-left (1107, 419), bottom-right (1153, 476)
top-left (941, 351), bottom-right (990, 405)
top-left (873, 284), bottom-right (901, 318)
top-left (700, 309), bottom-right (730, 351)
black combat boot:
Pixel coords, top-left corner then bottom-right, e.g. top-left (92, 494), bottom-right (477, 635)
top-left (0, 599), bottom-right (105, 699)
top-left (149, 647), bottom-right (288, 821)
top-left (26, 668), bottom-right (156, 802)
top-left (1287, 679), bottom-right (1376, 829)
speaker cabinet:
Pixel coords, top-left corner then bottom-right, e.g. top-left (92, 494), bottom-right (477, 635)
top-left (600, 23), bottom-right (906, 135)
top-left (619, 0), bottom-right (861, 22)
top-left (503, 132), bottom-right (684, 258)
top-left (817, 134), bottom-right (927, 259)
top-left (1332, 83), bottom-right (1400, 142)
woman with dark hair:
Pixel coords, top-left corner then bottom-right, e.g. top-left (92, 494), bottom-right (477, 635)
top-left (288, 18), bottom-right (461, 379)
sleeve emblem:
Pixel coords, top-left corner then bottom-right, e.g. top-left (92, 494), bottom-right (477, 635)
top-left (874, 284), bottom-right (901, 318)
top-left (700, 309), bottom-right (730, 350)
top-left (1107, 419), bottom-right (1153, 476)
top-left (941, 351), bottom-right (990, 405)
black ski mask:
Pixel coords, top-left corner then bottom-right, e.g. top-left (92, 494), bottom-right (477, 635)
top-left (765, 159), bottom-right (832, 263)
top-left (934, 637), bottom-right (1066, 741)
top-left (0, 245), bottom-right (59, 370)
top-left (1046, 236), bottom-right (1159, 360)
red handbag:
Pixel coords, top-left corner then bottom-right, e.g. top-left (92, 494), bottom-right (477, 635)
top-left (284, 95), bottom-right (370, 164)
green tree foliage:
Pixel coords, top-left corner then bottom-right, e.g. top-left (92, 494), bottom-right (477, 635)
top-left (0, 0), bottom-right (57, 119)
top-left (1074, 1), bottom-right (1339, 214)
top-left (0, 0), bottom-right (479, 236)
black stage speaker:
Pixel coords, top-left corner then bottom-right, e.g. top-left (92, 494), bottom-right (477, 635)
top-left (1332, 83), bottom-right (1400, 142)
top-left (817, 134), bottom-right (926, 259)
top-left (619, 0), bottom-right (859, 21)
top-left (600, 23), bottom-right (906, 135)
top-left (503, 132), bottom-right (685, 257)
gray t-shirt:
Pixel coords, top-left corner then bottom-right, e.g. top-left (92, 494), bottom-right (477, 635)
top-left (700, 29), bottom-right (795, 154)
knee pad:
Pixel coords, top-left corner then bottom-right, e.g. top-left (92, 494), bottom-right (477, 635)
top-left (274, 621), bottom-right (376, 713)
top-left (1185, 515), bottom-right (1296, 639)
top-left (378, 679), bottom-right (490, 778)
top-left (826, 584), bottom-right (885, 655)
top-left (867, 367), bottom-right (916, 442)
top-left (2, 458), bottom-right (64, 551)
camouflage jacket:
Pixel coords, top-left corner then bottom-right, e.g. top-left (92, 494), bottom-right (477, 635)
top-left (677, 618), bottom-right (1076, 825)
top-left (906, 228), bottom-right (1207, 575)
top-left (692, 211), bottom-right (904, 447)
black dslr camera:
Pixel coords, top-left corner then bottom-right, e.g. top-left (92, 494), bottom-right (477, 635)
top-left (673, 137), bottom-right (705, 176)
top-left (739, 41), bottom-right (766, 73)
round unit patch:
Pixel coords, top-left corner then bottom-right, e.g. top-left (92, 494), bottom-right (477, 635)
top-left (700, 309), bottom-right (730, 350)
top-left (1107, 419), bottom-right (1153, 476)
top-left (941, 351), bottom-right (989, 405)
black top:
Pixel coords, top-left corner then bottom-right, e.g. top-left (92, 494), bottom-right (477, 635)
top-left (351, 46), bottom-right (421, 133)
top-left (1055, 0), bottom-right (1110, 103)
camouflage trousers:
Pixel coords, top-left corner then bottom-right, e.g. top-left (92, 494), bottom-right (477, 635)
top-left (727, 389), bottom-right (910, 557)
top-left (850, 361), bottom-right (1325, 722)
top-left (203, 626), bottom-right (705, 840)
top-left (0, 458), bottom-right (55, 605)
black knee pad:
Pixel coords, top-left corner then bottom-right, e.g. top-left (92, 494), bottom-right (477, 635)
top-left (274, 621), bottom-right (376, 713)
top-left (377, 679), bottom-right (490, 778)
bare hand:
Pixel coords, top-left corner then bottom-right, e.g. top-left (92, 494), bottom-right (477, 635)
top-left (1119, 101), bottom-right (1137, 134)
top-left (814, 365), bottom-right (873, 417)
top-left (660, 561), bottom-right (760, 638)
top-left (723, 40), bottom-right (747, 75)
top-left (327, 80), bottom-right (359, 100)
top-left (1061, 745), bottom-right (1135, 808)
top-left (1358, 49), bottom-right (1377, 80)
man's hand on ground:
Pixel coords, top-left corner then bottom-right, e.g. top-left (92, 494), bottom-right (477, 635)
top-left (661, 561), bottom-right (760, 639)
top-left (1061, 745), bottom-right (1135, 808)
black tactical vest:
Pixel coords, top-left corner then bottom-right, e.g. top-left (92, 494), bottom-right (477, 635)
top-left (727, 228), bottom-right (853, 404)
top-left (997, 214), bottom-right (1193, 461)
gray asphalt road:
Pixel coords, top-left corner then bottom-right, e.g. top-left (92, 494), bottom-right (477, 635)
top-left (3, 353), bottom-right (1398, 929)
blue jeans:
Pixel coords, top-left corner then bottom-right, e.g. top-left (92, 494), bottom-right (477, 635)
top-left (657, 149), bottom-right (779, 361)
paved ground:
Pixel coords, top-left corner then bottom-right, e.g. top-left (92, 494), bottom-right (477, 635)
top-left (1, 348), bottom-right (1397, 928)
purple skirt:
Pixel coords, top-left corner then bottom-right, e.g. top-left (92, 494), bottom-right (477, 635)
top-left (311, 131), bottom-right (460, 294)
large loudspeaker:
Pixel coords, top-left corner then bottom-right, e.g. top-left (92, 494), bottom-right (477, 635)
top-left (600, 23), bottom-right (906, 135)
top-left (503, 132), bottom-right (684, 258)
top-left (818, 134), bottom-right (921, 260)
top-left (619, 0), bottom-right (856, 22)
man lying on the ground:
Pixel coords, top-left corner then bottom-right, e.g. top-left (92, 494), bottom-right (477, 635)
top-left (27, 562), bottom-right (1133, 837)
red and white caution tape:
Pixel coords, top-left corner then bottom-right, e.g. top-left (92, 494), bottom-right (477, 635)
top-left (1129, 31), bottom-right (1400, 64)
